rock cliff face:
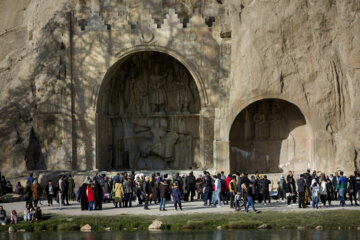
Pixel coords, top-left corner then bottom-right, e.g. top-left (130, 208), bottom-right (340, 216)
top-left (0, 0), bottom-right (359, 176)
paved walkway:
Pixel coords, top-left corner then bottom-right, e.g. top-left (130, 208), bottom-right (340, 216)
top-left (2, 199), bottom-right (360, 216)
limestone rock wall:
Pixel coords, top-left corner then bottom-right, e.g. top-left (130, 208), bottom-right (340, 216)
top-left (0, 0), bottom-right (359, 176)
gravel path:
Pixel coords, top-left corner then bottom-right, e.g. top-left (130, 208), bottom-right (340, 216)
top-left (1, 199), bottom-right (359, 216)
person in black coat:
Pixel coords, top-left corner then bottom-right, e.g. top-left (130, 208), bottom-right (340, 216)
top-left (94, 180), bottom-right (103, 210)
top-left (79, 182), bottom-right (88, 211)
top-left (261, 175), bottom-right (271, 205)
top-left (297, 174), bottom-right (306, 208)
top-left (204, 174), bottom-right (213, 206)
top-left (45, 180), bottom-right (55, 206)
top-left (159, 180), bottom-right (170, 211)
top-left (61, 177), bottom-right (68, 206)
top-left (285, 178), bottom-right (296, 205)
top-left (185, 172), bottom-right (196, 202)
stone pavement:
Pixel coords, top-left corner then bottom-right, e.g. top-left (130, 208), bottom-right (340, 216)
top-left (1, 199), bottom-right (360, 217)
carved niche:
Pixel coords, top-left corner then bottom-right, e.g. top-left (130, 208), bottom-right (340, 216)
top-left (107, 52), bottom-right (200, 170)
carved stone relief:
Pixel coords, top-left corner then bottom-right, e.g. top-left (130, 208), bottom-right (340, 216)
top-left (105, 52), bottom-right (200, 170)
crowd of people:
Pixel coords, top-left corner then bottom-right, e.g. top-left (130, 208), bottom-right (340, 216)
top-left (0, 169), bottom-right (359, 225)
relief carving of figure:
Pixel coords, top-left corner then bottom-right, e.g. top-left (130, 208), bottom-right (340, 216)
top-left (149, 64), bottom-right (167, 114)
top-left (270, 102), bottom-right (288, 139)
top-left (174, 67), bottom-right (192, 113)
top-left (133, 120), bottom-right (179, 169)
top-left (253, 107), bottom-right (269, 140)
top-left (127, 65), bottom-right (149, 114)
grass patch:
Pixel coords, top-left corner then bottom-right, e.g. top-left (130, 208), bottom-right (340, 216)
top-left (0, 210), bottom-right (359, 232)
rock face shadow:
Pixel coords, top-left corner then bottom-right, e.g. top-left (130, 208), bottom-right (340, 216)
top-left (230, 99), bottom-right (310, 173)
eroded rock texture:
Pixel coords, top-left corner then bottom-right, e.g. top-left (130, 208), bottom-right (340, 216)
top-left (0, 0), bottom-right (359, 176)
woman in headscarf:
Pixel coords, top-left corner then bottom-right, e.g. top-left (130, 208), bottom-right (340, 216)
top-left (31, 179), bottom-right (42, 208)
top-left (80, 179), bottom-right (88, 211)
top-left (94, 179), bottom-right (103, 210)
top-left (103, 176), bottom-right (112, 203)
top-left (150, 174), bottom-right (158, 205)
top-left (113, 179), bottom-right (124, 208)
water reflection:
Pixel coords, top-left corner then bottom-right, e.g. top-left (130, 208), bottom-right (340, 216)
top-left (2, 230), bottom-right (360, 240)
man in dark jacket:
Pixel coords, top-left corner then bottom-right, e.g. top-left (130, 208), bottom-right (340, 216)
top-left (174, 173), bottom-right (183, 193)
top-left (204, 174), bottom-right (213, 206)
top-left (331, 172), bottom-right (339, 200)
top-left (123, 177), bottom-right (133, 207)
top-left (185, 171), bottom-right (196, 202)
top-left (159, 180), bottom-right (170, 211)
top-left (45, 180), bottom-right (55, 206)
top-left (262, 175), bottom-right (271, 205)
top-left (297, 174), bottom-right (306, 208)
top-left (142, 176), bottom-right (151, 210)
top-left (240, 173), bottom-right (250, 188)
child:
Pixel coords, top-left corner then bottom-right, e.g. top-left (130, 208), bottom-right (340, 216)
top-left (234, 192), bottom-right (242, 211)
top-left (311, 182), bottom-right (320, 209)
top-left (45, 180), bottom-right (55, 207)
top-left (32, 207), bottom-right (42, 222)
top-left (10, 210), bottom-right (17, 224)
top-left (23, 203), bottom-right (32, 221)
top-left (87, 183), bottom-right (95, 211)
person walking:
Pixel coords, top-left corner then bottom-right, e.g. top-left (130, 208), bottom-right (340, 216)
top-left (142, 176), bottom-right (151, 210)
top-left (244, 183), bottom-right (259, 213)
top-left (297, 174), bottom-right (306, 208)
top-left (159, 179), bottom-right (170, 211)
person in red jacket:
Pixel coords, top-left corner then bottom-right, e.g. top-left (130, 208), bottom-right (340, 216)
top-left (87, 183), bottom-right (95, 211)
top-left (225, 174), bottom-right (232, 205)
